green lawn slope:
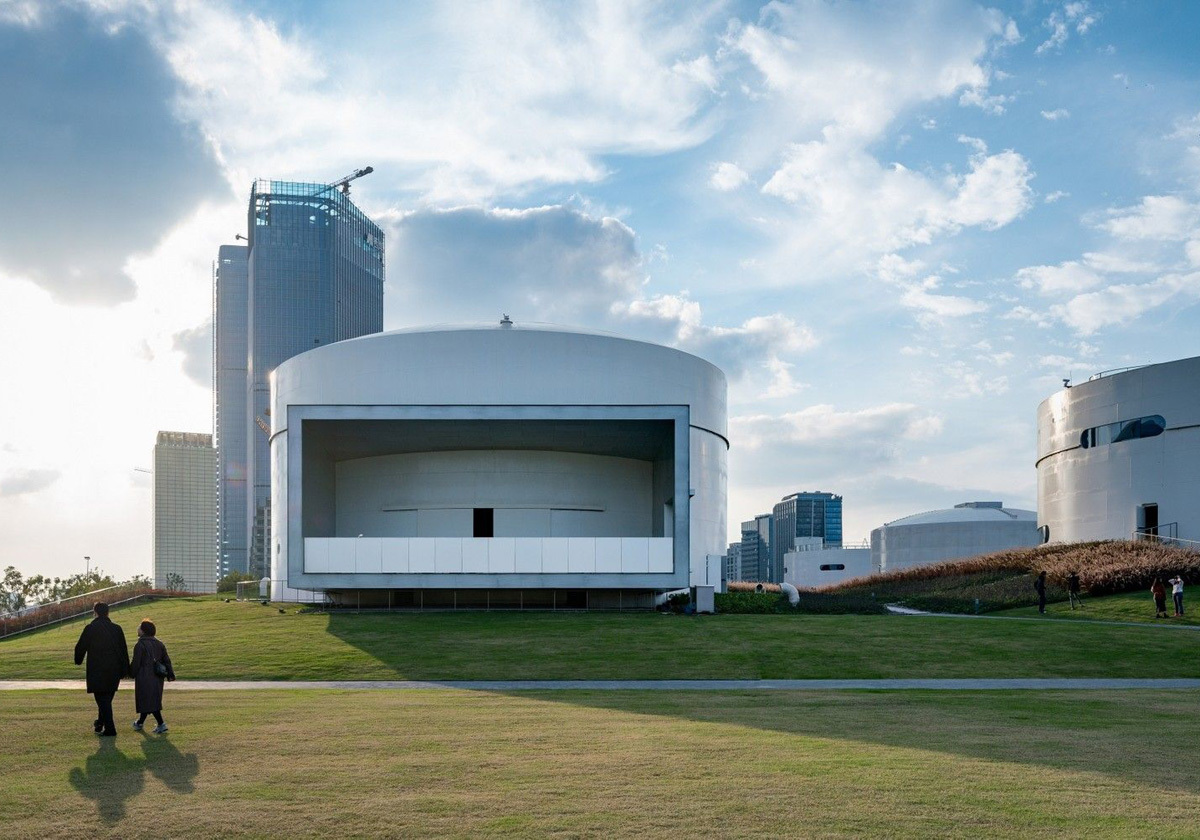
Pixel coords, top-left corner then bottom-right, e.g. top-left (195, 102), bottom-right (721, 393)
top-left (3, 596), bottom-right (1198, 681)
top-left (3, 689), bottom-right (1198, 837)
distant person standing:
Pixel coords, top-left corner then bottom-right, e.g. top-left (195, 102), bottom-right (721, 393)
top-left (1067, 571), bottom-right (1083, 610)
top-left (73, 603), bottom-right (129, 737)
top-left (1034, 571), bottom-right (1047, 614)
top-left (1151, 578), bottom-right (1169, 619)
top-left (129, 619), bottom-right (175, 733)
top-left (1169, 576), bottom-right (1185, 617)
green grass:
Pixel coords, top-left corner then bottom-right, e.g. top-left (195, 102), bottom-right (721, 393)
top-left (998, 590), bottom-right (1200, 626)
top-left (2, 689), bottom-right (1199, 837)
top-left (4, 596), bottom-right (1200, 680)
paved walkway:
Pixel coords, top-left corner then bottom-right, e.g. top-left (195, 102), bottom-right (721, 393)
top-left (3, 678), bottom-right (1199, 691)
top-left (886, 605), bottom-right (1200, 630)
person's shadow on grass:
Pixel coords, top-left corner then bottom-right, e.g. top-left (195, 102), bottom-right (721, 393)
top-left (67, 739), bottom-right (145, 824)
top-left (139, 730), bottom-right (200, 794)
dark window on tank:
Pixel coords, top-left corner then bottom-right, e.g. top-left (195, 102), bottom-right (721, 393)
top-left (473, 508), bottom-right (493, 538)
top-left (819, 564), bottom-right (846, 571)
top-left (1080, 414), bottom-right (1165, 450)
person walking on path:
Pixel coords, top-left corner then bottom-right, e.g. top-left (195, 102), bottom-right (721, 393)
top-left (73, 603), bottom-right (129, 737)
top-left (1068, 571), bottom-right (1084, 610)
top-left (1169, 576), bottom-right (1185, 617)
top-left (129, 619), bottom-right (175, 733)
top-left (1152, 578), bottom-right (1169, 619)
top-left (1034, 571), bottom-right (1047, 614)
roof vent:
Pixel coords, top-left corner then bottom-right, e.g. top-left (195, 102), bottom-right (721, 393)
top-left (500, 314), bottom-right (513, 328)
top-left (954, 501), bottom-right (1003, 509)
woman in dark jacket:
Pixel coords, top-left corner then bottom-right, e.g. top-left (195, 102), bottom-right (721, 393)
top-left (129, 619), bottom-right (175, 733)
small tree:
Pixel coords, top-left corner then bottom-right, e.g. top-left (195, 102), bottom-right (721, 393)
top-left (165, 573), bottom-right (186, 592)
top-left (1, 566), bottom-right (25, 613)
top-left (217, 571), bottom-right (256, 593)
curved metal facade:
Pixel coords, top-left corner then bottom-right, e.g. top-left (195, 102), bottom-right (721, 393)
top-left (1036, 356), bottom-right (1200, 544)
top-left (269, 324), bottom-right (727, 597)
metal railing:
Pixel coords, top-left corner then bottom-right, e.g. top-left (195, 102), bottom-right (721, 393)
top-left (0, 583), bottom-right (197, 639)
top-left (1133, 524), bottom-right (1200, 549)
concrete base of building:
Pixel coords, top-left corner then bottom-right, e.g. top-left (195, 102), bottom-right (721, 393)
top-left (321, 588), bottom-right (663, 610)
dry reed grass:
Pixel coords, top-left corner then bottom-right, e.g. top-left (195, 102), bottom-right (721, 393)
top-left (828, 540), bottom-right (1199, 596)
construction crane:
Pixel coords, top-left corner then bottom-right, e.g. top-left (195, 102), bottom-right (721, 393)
top-left (327, 166), bottom-right (374, 196)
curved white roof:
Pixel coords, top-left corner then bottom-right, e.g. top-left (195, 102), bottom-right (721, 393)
top-left (271, 319), bottom-right (728, 438)
top-left (882, 503), bottom-right (1036, 528)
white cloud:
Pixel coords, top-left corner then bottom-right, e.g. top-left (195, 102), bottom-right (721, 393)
top-left (1052, 272), bottom-right (1200, 333)
top-left (1100, 195), bottom-right (1200, 241)
top-left (760, 143), bottom-right (1033, 268)
top-left (1037, 2), bottom-right (1097, 54)
top-left (133, 1), bottom-right (723, 201)
top-left (1044, 190), bottom-right (1069, 203)
top-left (1040, 108), bottom-right (1070, 120)
top-left (1016, 261), bottom-right (1103, 295)
top-left (386, 204), bottom-right (814, 388)
top-left (731, 402), bottom-right (943, 483)
top-left (0, 468), bottom-right (61, 498)
top-left (731, 1), bottom-right (1015, 136)
top-left (710, 161), bottom-right (750, 191)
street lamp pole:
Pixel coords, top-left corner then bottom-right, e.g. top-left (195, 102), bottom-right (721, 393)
top-left (84, 556), bottom-right (91, 578)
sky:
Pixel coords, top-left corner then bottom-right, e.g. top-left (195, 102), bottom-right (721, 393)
top-left (1, 0), bottom-right (1198, 582)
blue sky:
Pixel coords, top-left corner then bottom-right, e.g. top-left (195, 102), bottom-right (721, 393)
top-left (1, 0), bottom-right (1198, 581)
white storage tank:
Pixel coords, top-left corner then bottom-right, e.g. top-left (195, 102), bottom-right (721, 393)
top-left (871, 502), bottom-right (1040, 574)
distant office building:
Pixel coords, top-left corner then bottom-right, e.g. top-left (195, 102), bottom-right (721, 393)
top-left (723, 542), bottom-right (742, 583)
top-left (214, 179), bottom-right (385, 578)
top-left (740, 514), bottom-right (772, 582)
top-left (1037, 356), bottom-right (1200, 545)
top-left (771, 491), bottom-right (842, 581)
top-left (154, 432), bottom-right (218, 592)
top-left (214, 245), bottom-right (249, 579)
top-left (870, 501), bottom-right (1039, 574)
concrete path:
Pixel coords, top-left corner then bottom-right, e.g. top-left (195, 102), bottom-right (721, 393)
top-left (3, 678), bottom-right (1199, 691)
top-left (886, 605), bottom-right (1200, 630)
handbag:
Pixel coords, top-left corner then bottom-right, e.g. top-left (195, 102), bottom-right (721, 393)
top-left (154, 660), bottom-right (169, 679)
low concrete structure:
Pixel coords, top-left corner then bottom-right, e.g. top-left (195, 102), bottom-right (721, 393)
top-left (783, 546), bottom-right (872, 588)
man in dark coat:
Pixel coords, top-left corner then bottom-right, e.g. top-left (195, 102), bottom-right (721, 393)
top-left (73, 602), bottom-right (129, 736)
top-left (1034, 571), bottom-right (1047, 615)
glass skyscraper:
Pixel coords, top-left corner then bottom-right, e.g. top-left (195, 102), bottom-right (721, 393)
top-left (739, 513), bottom-right (773, 582)
top-left (215, 180), bottom-right (385, 578)
top-left (771, 491), bottom-right (843, 581)
top-left (214, 245), bottom-right (249, 578)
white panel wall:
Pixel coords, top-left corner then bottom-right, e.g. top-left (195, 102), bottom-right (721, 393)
top-left (304, 537), bottom-right (672, 576)
top-left (335, 450), bottom-right (653, 538)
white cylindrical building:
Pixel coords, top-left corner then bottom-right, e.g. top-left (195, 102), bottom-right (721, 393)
top-left (1037, 355), bottom-right (1200, 545)
top-left (871, 502), bottom-right (1040, 574)
top-left (268, 322), bottom-right (727, 607)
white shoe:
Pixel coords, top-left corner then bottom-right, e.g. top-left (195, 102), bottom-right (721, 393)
top-left (132, 720), bottom-right (143, 731)
top-left (153, 723), bottom-right (169, 734)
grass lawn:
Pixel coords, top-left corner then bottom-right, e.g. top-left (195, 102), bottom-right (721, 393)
top-left (3, 596), bottom-right (1200, 680)
top-left (2, 689), bottom-right (1198, 838)
top-left (998, 590), bottom-right (1200, 627)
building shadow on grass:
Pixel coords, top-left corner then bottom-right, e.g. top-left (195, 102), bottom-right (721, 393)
top-left (491, 688), bottom-right (1200, 795)
top-left (68, 734), bottom-right (200, 823)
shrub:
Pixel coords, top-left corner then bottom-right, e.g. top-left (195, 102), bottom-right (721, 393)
top-left (715, 591), bottom-right (888, 615)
